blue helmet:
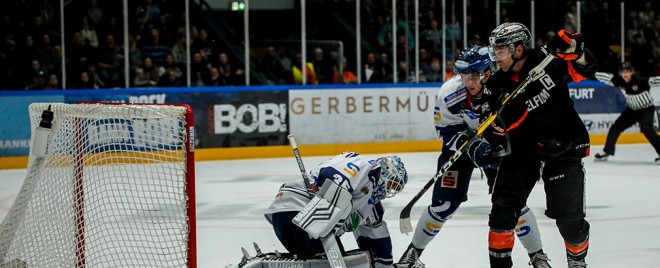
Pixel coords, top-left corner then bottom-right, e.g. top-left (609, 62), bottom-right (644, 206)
top-left (455, 45), bottom-right (494, 75)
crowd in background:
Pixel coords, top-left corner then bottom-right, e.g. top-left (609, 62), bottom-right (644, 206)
top-left (1, 0), bottom-right (659, 90)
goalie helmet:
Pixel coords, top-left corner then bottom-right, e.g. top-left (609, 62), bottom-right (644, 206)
top-left (455, 45), bottom-right (494, 75)
top-left (374, 155), bottom-right (408, 200)
top-left (489, 22), bottom-right (532, 54)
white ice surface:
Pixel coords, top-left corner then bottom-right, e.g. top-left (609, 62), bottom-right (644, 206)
top-left (1, 144), bottom-right (659, 267)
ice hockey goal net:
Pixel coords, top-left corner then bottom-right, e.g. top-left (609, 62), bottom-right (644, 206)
top-left (0, 103), bottom-right (196, 267)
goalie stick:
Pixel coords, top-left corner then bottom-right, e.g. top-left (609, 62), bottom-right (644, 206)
top-left (399, 54), bottom-right (556, 234)
top-left (287, 134), bottom-right (347, 268)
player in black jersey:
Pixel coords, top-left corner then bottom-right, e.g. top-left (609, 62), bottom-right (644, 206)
top-left (594, 61), bottom-right (660, 164)
top-left (483, 22), bottom-right (597, 268)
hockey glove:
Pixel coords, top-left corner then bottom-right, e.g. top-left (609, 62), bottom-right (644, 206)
top-left (547, 29), bottom-right (584, 61)
top-left (467, 139), bottom-right (502, 169)
top-left (594, 72), bottom-right (614, 86)
top-left (445, 131), bottom-right (469, 152)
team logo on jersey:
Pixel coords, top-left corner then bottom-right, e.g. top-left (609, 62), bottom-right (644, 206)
top-left (343, 162), bottom-right (360, 176)
top-left (632, 85), bottom-right (638, 91)
top-left (440, 171), bottom-right (458, 188)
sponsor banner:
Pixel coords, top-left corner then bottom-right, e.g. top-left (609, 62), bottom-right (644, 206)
top-left (579, 113), bottom-right (642, 134)
top-left (289, 87), bottom-right (437, 144)
top-left (0, 89), bottom-right (288, 156)
top-left (0, 95), bottom-right (64, 156)
top-left (569, 83), bottom-right (627, 114)
top-left (208, 91), bottom-right (289, 147)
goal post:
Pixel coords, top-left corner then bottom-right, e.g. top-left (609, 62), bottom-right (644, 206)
top-left (0, 103), bottom-right (196, 268)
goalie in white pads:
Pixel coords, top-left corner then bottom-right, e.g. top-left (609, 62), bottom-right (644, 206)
top-left (395, 45), bottom-right (550, 267)
top-left (264, 152), bottom-right (408, 267)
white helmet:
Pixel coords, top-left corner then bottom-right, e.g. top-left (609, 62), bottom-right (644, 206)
top-left (374, 155), bottom-right (408, 200)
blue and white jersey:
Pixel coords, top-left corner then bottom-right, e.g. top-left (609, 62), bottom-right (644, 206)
top-left (433, 75), bottom-right (487, 144)
top-left (265, 152), bottom-right (384, 228)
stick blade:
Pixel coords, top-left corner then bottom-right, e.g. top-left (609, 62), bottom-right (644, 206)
top-left (399, 216), bottom-right (413, 234)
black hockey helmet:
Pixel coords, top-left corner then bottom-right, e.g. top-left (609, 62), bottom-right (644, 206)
top-left (489, 22), bottom-right (532, 54)
top-left (619, 61), bottom-right (633, 71)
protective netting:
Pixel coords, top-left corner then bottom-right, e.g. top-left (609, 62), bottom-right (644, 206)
top-left (0, 103), bottom-right (194, 268)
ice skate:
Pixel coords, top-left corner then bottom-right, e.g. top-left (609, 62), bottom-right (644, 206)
top-left (594, 152), bottom-right (610, 161)
top-left (655, 157), bottom-right (660, 165)
top-left (528, 250), bottom-right (551, 268)
top-left (391, 244), bottom-right (425, 268)
top-left (567, 258), bottom-right (587, 268)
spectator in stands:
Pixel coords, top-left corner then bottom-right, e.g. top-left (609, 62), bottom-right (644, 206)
top-left (213, 53), bottom-right (233, 86)
top-left (99, 16), bottom-right (122, 44)
top-left (128, 35), bottom-right (142, 72)
top-left (136, 0), bottom-right (161, 24)
top-left (444, 60), bottom-right (454, 81)
top-left (426, 56), bottom-right (443, 82)
top-left (159, 53), bottom-right (183, 80)
top-left (17, 36), bottom-right (39, 72)
top-left (86, 0), bottom-right (104, 26)
top-left (291, 52), bottom-right (317, 85)
top-left (36, 33), bottom-right (59, 75)
top-left (312, 47), bottom-right (333, 84)
top-left (379, 52), bottom-right (393, 83)
top-left (67, 32), bottom-right (94, 77)
top-left (191, 29), bottom-right (213, 61)
top-left (627, 18), bottom-right (645, 46)
top-left (25, 59), bottom-right (48, 90)
top-left (30, 15), bottom-right (48, 39)
top-left (133, 57), bottom-right (160, 87)
top-left (97, 34), bottom-right (122, 87)
top-left (207, 67), bottom-right (223, 86)
top-left (445, 15), bottom-right (462, 49)
top-left (171, 35), bottom-right (187, 65)
top-left (630, 33), bottom-right (655, 77)
top-left (564, 4), bottom-right (578, 32)
top-left (190, 52), bottom-right (209, 86)
top-left (418, 48), bottom-right (432, 75)
top-left (86, 62), bottom-right (106, 88)
top-left (397, 60), bottom-right (415, 83)
top-left (72, 71), bottom-right (96, 89)
top-left (44, 73), bottom-right (60, 90)
top-left (158, 68), bottom-right (182, 87)
top-left (638, 1), bottom-right (656, 28)
top-left (362, 52), bottom-right (383, 83)
top-left (376, 17), bottom-right (414, 55)
top-left (332, 57), bottom-right (357, 84)
top-left (141, 28), bottom-right (170, 66)
top-left (80, 16), bottom-right (99, 48)
top-left (262, 45), bottom-right (289, 85)
top-left (154, 14), bottom-right (176, 47)
top-left (420, 19), bottom-right (442, 54)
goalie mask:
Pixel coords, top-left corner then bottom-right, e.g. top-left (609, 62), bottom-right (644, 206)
top-left (374, 155), bottom-right (408, 200)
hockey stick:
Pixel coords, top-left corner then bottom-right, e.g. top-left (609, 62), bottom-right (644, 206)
top-left (399, 54), bottom-right (556, 234)
top-left (287, 134), bottom-right (347, 268)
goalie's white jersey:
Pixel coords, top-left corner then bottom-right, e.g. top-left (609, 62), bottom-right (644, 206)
top-left (265, 152), bottom-right (385, 229)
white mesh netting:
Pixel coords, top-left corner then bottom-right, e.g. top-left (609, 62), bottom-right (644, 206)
top-left (0, 103), bottom-right (194, 268)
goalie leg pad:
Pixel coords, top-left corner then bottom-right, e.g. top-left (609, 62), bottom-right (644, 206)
top-left (271, 211), bottom-right (326, 258)
top-left (293, 180), bottom-right (353, 239)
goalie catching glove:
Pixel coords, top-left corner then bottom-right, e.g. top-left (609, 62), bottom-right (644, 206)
top-left (546, 29), bottom-right (584, 61)
top-left (292, 180), bottom-right (353, 239)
